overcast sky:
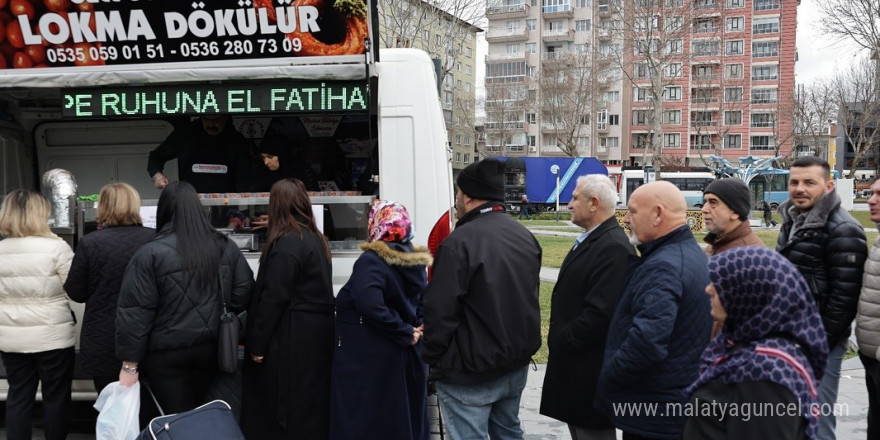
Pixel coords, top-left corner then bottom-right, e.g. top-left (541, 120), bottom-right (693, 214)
top-left (795, 0), bottom-right (865, 84)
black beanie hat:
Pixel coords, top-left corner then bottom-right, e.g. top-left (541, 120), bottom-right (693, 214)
top-left (457, 159), bottom-right (506, 202)
top-left (703, 178), bottom-right (752, 220)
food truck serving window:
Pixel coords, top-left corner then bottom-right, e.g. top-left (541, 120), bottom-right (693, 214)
top-left (62, 82), bottom-right (369, 118)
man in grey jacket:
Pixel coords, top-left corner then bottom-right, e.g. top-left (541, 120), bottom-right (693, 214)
top-left (776, 156), bottom-right (867, 439)
top-left (858, 179), bottom-right (880, 438)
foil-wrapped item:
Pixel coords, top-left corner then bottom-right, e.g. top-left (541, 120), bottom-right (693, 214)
top-left (41, 169), bottom-right (77, 228)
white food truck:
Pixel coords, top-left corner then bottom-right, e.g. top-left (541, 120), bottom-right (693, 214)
top-left (0, 0), bottom-right (454, 406)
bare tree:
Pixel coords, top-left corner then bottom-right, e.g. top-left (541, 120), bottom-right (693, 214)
top-left (483, 82), bottom-right (530, 156)
top-left (602, 0), bottom-right (693, 168)
top-left (793, 79), bottom-right (837, 160)
top-left (539, 49), bottom-right (612, 156)
top-left (378, 0), bottom-right (483, 83)
top-left (818, 0), bottom-right (880, 53)
top-left (834, 56), bottom-right (880, 177)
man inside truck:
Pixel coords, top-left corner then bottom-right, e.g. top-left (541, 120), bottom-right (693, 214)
top-left (147, 115), bottom-right (252, 194)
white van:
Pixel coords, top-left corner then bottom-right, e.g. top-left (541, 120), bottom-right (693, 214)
top-left (0, 2), bottom-right (454, 405)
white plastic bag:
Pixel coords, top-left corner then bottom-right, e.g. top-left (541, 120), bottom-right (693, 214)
top-left (94, 381), bottom-right (140, 440)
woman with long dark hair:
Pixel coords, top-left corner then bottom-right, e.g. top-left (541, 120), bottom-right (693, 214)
top-left (241, 178), bottom-right (335, 439)
top-left (64, 182), bottom-right (155, 394)
top-left (0, 190), bottom-right (75, 440)
top-left (116, 182), bottom-right (253, 420)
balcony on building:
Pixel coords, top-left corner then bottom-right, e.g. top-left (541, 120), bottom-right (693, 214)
top-left (693, 20), bottom-right (719, 34)
top-left (542, 3), bottom-right (574, 17)
top-left (485, 121), bottom-right (526, 131)
top-left (598, 2), bottom-right (611, 16)
top-left (693, 0), bottom-right (719, 10)
top-left (487, 2), bottom-right (530, 18)
top-left (541, 122), bottom-right (569, 132)
top-left (487, 51), bottom-right (527, 62)
top-left (542, 28), bottom-right (576, 42)
top-left (596, 121), bottom-right (609, 133)
top-left (690, 95), bottom-right (719, 105)
top-left (598, 28), bottom-right (612, 40)
top-left (542, 50), bottom-right (576, 64)
top-left (486, 27), bottom-right (530, 42)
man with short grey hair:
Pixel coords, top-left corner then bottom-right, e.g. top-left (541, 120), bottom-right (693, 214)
top-left (541, 174), bottom-right (634, 440)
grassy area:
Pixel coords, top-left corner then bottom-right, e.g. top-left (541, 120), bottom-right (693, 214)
top-left (536, 281), bottom-right (553, 364)
top-left (536, 235), bottom-right (575, 268)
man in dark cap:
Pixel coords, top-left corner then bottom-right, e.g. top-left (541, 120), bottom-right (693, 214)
top-left (700, 178), bottom-right (764, 256)
top-left (422, 159), bottom-right (542, 439)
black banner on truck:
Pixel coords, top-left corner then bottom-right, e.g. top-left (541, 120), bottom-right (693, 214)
top-left (62, 81), bottom-right (368, 118)
top-left (0, 0), bottom-right (370, 69)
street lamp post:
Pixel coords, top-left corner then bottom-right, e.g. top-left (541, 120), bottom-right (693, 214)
top-left (551, 164), bottom-right (560, 222)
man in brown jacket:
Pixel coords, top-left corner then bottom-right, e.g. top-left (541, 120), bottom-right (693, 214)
top-left (701, 178), bottom-right (765, 256)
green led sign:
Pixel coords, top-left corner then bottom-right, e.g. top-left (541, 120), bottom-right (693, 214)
top-left (62, 82), bottom-right (368, 118)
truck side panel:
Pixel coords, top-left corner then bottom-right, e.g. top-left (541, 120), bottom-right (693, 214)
top-left (524, 157), bottom-right (607, 205)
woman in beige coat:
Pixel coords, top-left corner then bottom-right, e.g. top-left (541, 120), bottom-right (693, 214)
top-left (0, 190), bottom-right (75, 440)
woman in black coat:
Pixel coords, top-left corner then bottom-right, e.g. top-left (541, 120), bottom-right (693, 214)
top-left (64, 183), bottom-right (155, 394)
top-left (116, 182), bottom-right (254, 422)
top-left (330, 200), bottom-right (433, 440)
top-left (241, 178), bottom-right (335, 439)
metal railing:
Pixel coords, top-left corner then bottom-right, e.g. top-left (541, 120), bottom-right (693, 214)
top-left (487, 3), bottom-right (528, 15)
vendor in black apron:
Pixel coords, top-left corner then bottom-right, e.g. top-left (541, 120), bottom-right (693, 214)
top-left (147, 115), bottom-right (252, 194)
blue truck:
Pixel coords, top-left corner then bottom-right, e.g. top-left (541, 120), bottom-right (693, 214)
top-left (497, 156), bottom-right (608, 211)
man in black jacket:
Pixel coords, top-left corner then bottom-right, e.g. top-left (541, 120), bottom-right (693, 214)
top-left (539, 174), bottom-right (633, 440)
top-left (423, 159), bottom-right (542, 440)
top-left (147, 115), bottom-right (252, 194)
top-left (776, 156), bottom-right (867, 440)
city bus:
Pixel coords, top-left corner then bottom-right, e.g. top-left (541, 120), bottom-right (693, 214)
top-left (748, 169), bottom-right (840, 209)
top-left (618, 169), bottom-right (715, 209)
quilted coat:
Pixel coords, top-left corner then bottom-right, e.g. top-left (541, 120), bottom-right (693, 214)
top-left (857, 236), bottom-right (880, 360)
top-left (115, 227), bottom-right (254, 362)
top-left (64, 225), bottom-right (155, 377)
top-left (0, 235), bottom-right (75, 353)
top-left (596, 225), bottom-right (712, 439)
top-left (776, 190), bottom-right (867, 346)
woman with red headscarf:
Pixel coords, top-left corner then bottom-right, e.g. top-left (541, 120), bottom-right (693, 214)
top-left (329, 200), bottom-right (433, 440)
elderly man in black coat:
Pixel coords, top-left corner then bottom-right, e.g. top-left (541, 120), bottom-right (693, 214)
top-left (540, 174), bottom-right (634, 440)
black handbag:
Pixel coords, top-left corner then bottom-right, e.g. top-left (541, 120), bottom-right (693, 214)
top-left (216, 271), bottom-right (240, 374)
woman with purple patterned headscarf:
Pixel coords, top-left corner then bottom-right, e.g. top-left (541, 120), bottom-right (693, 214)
top-left (329, 200), bottom-right (433, 440)
top-left (683, 246), bottom-right (829, 440)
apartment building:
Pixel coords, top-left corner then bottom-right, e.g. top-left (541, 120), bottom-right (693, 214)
top-left (484, 0), bottom-right (796, 167)
top-left (377, 0), bottom-right (481, 176)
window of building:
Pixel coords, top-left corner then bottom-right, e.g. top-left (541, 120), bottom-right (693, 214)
top-left (724, 87), bottom-right (743, 102)
top-left (603, 91), bottom-right (620, 102)
top-left (575, 43), bottom-right (590, 54)
top-left (664, 133), bottom-right (680, 148)
top-left (666, 63), bottom-right (683, 77)
top-left (424, 30), bottom-right (430, 41)
top-left (456, 80), bottom-right (462, 89)
top-left (634, 87), bottom-right (651, 102)
top-left (542, 0), bottom-right (571, 13)
top-left (724, 63), bottom-right (743, 78)
top-left (526, 113), bottom-right (537, 124)
top-left (750, 135), bottom-right (774, 150)
top-left (576, 0), bottom-right (591, 6)
top-left (725, 17), bottom-right (744, 31)
top-left (751, 88), bottom-right (778, 104)
top-left (633, 110), bottom-right (650, 125)
top-left (576, 20), bottom-right (591, 31)
top-left (463, 153), bottom-right (470, 163)
top-left (750, 112), bottom-right (775, 127)
top-left (667, 39), bottom-right (683, 54)
top-left (465, 83), bottom-right (472, 92)
top-left (466, 65), bottom-right (472, 74)
top-left (507, 20), bottom-right (520, 31)
top-left (665, 16), bottom-right (683, 31)
top-left (724, 111), bottom-right (742, 125)
top-left (436, 34), bottom-right (442, 44)
top-left (633, 133), bottom-right (651, 149)
top-left (527, 135), bottom-right (536, 147)
top-left (465, 47), bottom-right (473, 57)
top-left (725, 40), bottom-right (744, 55)
top-left (609, 114), bottom-right (620, 125)
top-left (753, 0), bottom-right (779, 10)
top-left (691, 134), bottom-right (713, 149)
top-left (486, 61), bottom-right (527, 82)
top-left (455, 152), bottom-right (462, 162)
top-left (465, 136), bottom-right (471, 145)
top-left (694, 18), bottom-right (716, 33)
top-left (525, 43), bottom-right (537, 53)
top-left (527, 65), bottom-right (537, 76)
top-left (753, 17), bottom-right (780, 34)
top-left (455, 134), bottom-right (462, 144)
top-left (663, 110), bottom-right (681, 124)
top-left (752, 41), bottom-right (779, 58)
top-left (580, 114), bottom-right (591, 124)
top-left (724, 134), bottom-right (741, 148)
top-left (666, 0), bottom-right (683, 7)
top-left (506, 43), bottom-right (520, 54)
top-left (726, 0), bottom-right (743, 7)
top-left (693, 40), bottom-right (720, 56)
top-left (663, 86), bottom-right (682, 101)
top-left (635, 63), bottom-right (651, 79)
top-left (752, 64), bottom-right (778, 80)
top-left (526, 19), bottom-right (537, 30)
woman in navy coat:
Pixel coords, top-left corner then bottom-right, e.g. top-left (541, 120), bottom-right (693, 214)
top-left (330, 200), bottom-right (433, 440)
